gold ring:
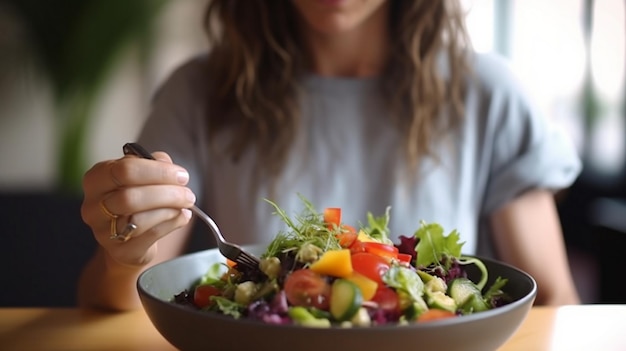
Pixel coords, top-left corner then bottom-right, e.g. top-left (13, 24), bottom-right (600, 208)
top-left (100, 200), bottom-right (118, 219)
top-left (110, 220), bottom-right (137, 242)
top-left (109, 216), bottom-right (118, 239)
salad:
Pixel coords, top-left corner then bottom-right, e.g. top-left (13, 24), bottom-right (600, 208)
top-left (173, 196), bottom-right (511, 327)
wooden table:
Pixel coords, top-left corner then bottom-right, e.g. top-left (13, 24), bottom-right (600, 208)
top-left (1, 305), bottom-right (625, 350)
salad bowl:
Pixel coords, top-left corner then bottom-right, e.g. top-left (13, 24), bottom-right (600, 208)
top-left (138, 244), bottom-right (536, 351)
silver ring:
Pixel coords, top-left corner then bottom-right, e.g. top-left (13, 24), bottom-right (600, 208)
top-left (110, 221), bottom-right (137, 242)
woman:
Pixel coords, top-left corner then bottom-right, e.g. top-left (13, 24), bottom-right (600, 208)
top-left (79, 0), bottom-right (582, 311)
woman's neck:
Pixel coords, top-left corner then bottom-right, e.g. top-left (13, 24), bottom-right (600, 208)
top-left (300, 3), bottom-right (390, 77)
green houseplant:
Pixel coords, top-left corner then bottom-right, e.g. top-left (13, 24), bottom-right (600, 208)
top-left (5, 0), bottom-right (169, 192)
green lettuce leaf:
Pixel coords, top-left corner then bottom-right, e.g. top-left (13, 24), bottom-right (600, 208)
top-left (199, 263), bottom-right (228, 286)
top-left (211, 296), bottom-right (244, 319)
top-left (414, 221), bottom-right (464, 268)
top-left (382, 264), bottom-right (427, 312)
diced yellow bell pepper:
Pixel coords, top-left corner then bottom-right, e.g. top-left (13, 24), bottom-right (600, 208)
top-left (309, 249), bottom-right (353, 278)
top-left (357, 230), bottom-right (378, 243)
top-left (345, 272), bottom-right (378, 301)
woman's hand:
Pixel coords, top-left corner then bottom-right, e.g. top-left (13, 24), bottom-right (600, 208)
top-left (80, 151), bottom-right (196, 268)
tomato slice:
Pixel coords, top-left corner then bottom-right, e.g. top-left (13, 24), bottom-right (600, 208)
top-left (337, 233), bottom-right (357, 248)
top-left (340, 224), bottom-right (357, 235)
top-left (323, 207), bottom-right (342, 230)
top-left (193, 285), bottom-right (222, 308)
top-left (336, 225), bottom-right (358, 247)
top-left (350, 252), bottom-right (390, 284)
top-left (371, 286), bottom-right (401, 313)
top-left (284, 269), bottom-right (331, 310)
top-left (362, 242), bottom-right (399, 261)
top-left (348, 239), bottom-right (366, 254)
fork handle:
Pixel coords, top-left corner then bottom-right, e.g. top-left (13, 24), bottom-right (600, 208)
top-left (123, 142), bottom-right (156, 160)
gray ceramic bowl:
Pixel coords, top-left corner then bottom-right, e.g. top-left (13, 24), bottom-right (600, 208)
top-left (138, 245), bottom-right (536, 351)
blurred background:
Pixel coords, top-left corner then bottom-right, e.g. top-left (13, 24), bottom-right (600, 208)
top-left (0, 0), bottom-right (624, 306)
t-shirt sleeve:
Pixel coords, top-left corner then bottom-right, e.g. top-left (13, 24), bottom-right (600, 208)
top-left (478, 55), bottom-right (582, 215)
top-left (135, 55), bottom-right (210, 199)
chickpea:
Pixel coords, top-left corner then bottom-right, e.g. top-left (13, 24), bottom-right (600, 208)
top-left (297, 243), bottom-right (323, 263)
top-left (234, 281), bottom-right (258, 305)
top-left (259, 257), bottom-right (281, 279)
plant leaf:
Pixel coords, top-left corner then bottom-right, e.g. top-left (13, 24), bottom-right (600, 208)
top-left (414, 222), bottom-right (464, 268)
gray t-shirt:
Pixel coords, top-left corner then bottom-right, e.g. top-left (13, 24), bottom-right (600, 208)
top-left (138, 52), bottom-right (581, 257)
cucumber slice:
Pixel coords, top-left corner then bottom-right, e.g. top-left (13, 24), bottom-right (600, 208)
top-left (426, 291), bottom-right (457, 312)
top-left (416, 270), bottom-right (435, 283)
top-left (447, 278), bottom-right (488, 313)
top-left (460, 294), bottom-right (489, 313)
top-left (288, 307), bottom-right (331, 328)
top-left (425, 276), bottom-right (447, 293)
top-left (330, 279), bottom-right (363, 321)
top-left (424, 276), bottom-right (456, 312)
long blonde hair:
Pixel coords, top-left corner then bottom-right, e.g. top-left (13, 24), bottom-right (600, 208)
top-left (203, 0), bottom-right (471, 176)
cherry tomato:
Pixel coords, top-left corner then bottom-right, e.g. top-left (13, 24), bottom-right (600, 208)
top-left (284, 269), bottom-right (331, 310)
top-left (417, 309), bottom-right (457, 322)
top-left (351, 252), bottom-right (390, 284)
top-left (193, 285), bottom-right (222, 308)
top-left (371, 286), bottom-right (401, 313)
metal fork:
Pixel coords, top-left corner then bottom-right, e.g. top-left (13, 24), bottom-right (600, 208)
top-left (122, 142), bottom-right (261, 271)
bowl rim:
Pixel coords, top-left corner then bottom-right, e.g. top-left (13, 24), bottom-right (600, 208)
top-left (137, 247), bottom-right (537, 330)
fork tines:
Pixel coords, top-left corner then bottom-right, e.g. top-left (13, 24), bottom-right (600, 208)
top-left (236, 251), bottom-right (260, 269)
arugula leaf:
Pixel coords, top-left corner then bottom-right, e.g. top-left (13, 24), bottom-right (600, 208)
top-left (414, 221), bottom-right (464, 268)
top-left (362, 207), bottom-right (393, 244)
top-left (483, 276), bottom-right (509, 301)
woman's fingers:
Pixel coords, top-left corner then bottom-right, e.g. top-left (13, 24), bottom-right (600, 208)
top-left (82, 183), bottom-right (195, 231)
top-left (109, 156), bottom-right (189, 188)
top-left (83, 153), bottom-right (188, 197)
top-left (97, 208), bottom-right (193, 266)
top-left (80, 151), bottom-right (196, 267)
top-left (105, 207), bottom-right (193, 243)
top-left (151, 151), bottom-right (172, 163)
top-left (82, 184), bottom-right (196, 267)
top-left (82, 151), bottom-right (193, 221)
top-left (101, 184), bottom-right (196, 217)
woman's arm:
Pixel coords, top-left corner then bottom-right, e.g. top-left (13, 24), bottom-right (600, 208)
top-left (490, 189), bottom-right (581, 306)
top-left (77, 225), bottom-right (191, 311)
